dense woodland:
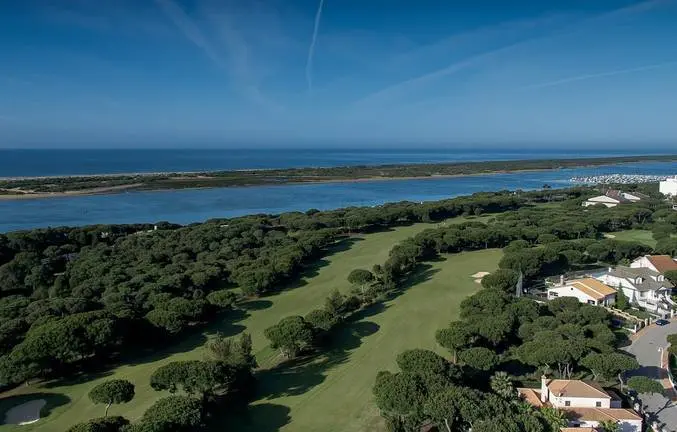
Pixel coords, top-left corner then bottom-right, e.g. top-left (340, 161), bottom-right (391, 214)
top-left (2, 184), bottom-right (677, 431)
top-left (0, 189), bottom-right (578, 388)
top-left (2, 154), bottom-right (675, 194)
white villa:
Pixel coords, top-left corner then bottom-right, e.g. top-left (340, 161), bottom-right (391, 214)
top-left (582, 190), bottom-right (646, 208)
top-left (519, 376), bottom-right (642, 431)
top-left (596, 266), bottom-right (674, 316)
top-left (631, 254), bottom-right (677, 274)
top-left (547, 277), bottom-right (616, 307)
top-left (660, 177), bottom-right (677, 197)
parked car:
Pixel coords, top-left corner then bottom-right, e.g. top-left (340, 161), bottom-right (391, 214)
top-left (655, 319), bottom-right (670, 326)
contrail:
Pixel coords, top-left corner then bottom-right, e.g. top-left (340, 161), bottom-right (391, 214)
top-left (521, 60), bottom-right (677, 90)
top-left (306, 0), bottom-right (325, 93)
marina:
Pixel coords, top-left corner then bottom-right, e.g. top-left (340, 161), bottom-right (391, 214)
top-left (570, 174), bottom-right (674, 184)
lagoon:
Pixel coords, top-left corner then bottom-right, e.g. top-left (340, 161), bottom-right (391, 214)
top-left (2, 161), bottom-right (677, 232)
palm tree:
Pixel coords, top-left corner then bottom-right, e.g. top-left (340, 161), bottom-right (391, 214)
top-left (539, 406), bottom-right (568, 432)
top-left (599, 420), bottom-right (620, 432)
top-left (515, 400), bottom-right (536, 415)
top-left (490, 371), bottom-right (515, 399)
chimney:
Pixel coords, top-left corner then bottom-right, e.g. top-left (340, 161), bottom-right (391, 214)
top-left (541, 375), bottom-right (549, 403)
top-left (559, 275), bottom-right (565, 286)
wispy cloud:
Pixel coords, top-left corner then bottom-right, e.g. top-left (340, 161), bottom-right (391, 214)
top-left (305, 0), bottom-right (325, 94)
top-left (521, 60), bottom-right (677, 90)
top-left (351, 39), bottom-right (534, 109)
top-left (154, 0), bottom-right (279, 111)
top-left (37, 1), bottom-right (174, 39)
top-left (154, 0), bottom-right (229, 69)
top-left (351, 0), bottom-right (671, 108)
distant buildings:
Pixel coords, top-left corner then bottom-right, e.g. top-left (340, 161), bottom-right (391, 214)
top-left (519, 376), bottom-right (642, 431)
top-left (659, 177), bottom-right (677, 197)
top-left (581, 190), bottom-right (647, 208)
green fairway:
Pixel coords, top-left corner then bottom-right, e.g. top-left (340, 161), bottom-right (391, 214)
top-left (237, 248), bottom-right (503, 432)
top-left (609, 229), bottom-right (657, 247)
top-left (0, 217), bottom-right (493, 432)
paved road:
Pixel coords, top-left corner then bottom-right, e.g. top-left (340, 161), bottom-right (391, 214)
top-left (625, 321), bottom-right (677, 431)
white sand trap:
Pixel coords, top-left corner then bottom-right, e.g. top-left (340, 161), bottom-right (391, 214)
top-left (4, 399), bottom-right (46, 425)
top-left (471, 271), bottom-right (490, 279)
top-left (474, 278), bottom-right (483, 284)
top-left (603, 233), bottom-right (616, 239)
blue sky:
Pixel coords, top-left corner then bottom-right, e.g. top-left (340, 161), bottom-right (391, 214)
top-left (1, 0), bottom-right (676, 147)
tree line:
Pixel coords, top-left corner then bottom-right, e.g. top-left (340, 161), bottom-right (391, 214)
top-left (261, 196), bottom-right (663, 372)
top-left (1, 189), bottom-right (573, 387)
top-left (2, 185), bottom-right (669, 429)
top-left (66, 332), bottom-right (256, 432)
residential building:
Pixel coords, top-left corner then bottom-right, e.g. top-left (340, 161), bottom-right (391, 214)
top-left (631, 255), bottom-right (677, 274)
top-left (518, 376), bottom-right (642, 432)
top-left (547, 277), bottom-right (616, 306)
top-left (596, 266), bottom-right (674, 315)
top-left (660, 177), bottom-right (677, 197)
top-left (582, 190), bottom-right (646, 208)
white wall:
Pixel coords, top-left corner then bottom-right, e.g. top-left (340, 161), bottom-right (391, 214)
top-left (599, 275), bottom-right (638, 302)
top-left (582, 195), bottom-right (623, 208)
top-left (549, 395), bottom-right (610, 408)
top-left (547, 286), bottom-right (614, 306)
top-left (622, 193), bottom-right (642, 202)
top-left (631, 256), bottom-right (657, 272)
top-left (660, 179), bottom-right (677, 197)
top-left (548, 286), bottom-right (598, 305)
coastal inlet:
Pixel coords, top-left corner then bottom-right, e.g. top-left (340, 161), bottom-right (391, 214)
top-left (570, 174), bottom-right (674, 184)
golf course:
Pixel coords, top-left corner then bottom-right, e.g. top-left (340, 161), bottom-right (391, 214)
top-left (0, 216), bottom-right (501, 432)
top-left (608, 229), bottom-right (657, 247)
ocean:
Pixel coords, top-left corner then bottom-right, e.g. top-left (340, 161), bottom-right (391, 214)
top-left (1, 148), bottom-right (676, 232)
top-left (0, 147), bottom-right (672, 177)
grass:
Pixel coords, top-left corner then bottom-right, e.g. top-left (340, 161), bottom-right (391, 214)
top-left (609, 230), bottom-right (657, 247)
top-left (0, 216), bottom-right (493, 431)
top-left (235, 249), bottom-right (503, 432)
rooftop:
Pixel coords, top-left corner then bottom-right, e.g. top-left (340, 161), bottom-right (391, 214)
top-left (547, 379), bottom-right (610, 399)
top-left (646, 255), bottom-right (677, 273)
top-left (605, 190), bottom-right (630, 202)
top-left (517, 388), bottom-right (544, 408)
top-left (569, 278), bottom-right (617, 300)
top-left (607, 266), bottom-right (674, 291)
top-left (566, 407), bottom-right (642, 422)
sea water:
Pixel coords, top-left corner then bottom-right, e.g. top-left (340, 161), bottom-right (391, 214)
top-left (1, 148), bottom-right (677, 232)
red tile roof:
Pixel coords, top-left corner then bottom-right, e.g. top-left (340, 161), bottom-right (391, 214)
top-left (647, 255), bottom-right (677, 273)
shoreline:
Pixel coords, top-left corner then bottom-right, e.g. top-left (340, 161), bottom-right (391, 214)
top-left (0, 166), bottom-right (611, 201)
top-left (1, 155), bottom-right (676, 201)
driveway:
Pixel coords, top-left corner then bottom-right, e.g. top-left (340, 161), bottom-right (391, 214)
top-left (624, 321), bottom-right (677, 431)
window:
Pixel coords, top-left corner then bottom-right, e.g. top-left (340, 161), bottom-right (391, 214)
top-left (596, 401), bottom-right (602, 407)
top-left (587, 300), bottom-right (596, 305)
top-left (565, 401), bottom-right (571, 407)
top-left (550, 292), bottom-right (559, 297)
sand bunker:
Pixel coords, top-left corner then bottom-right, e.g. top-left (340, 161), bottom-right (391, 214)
top-left (3, 399), bottom-right (46, 426)
top-left (471, 271), bottom-right (490, 279)
top-left (603, 233), bottom-right (616, 239)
